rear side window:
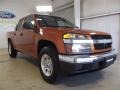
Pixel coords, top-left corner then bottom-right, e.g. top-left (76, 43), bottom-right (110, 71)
top-left (16, 19), bottom-right (23, 31)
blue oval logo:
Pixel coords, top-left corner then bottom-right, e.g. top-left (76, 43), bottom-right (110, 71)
top-left (0, 11), bottom-right (15, 19)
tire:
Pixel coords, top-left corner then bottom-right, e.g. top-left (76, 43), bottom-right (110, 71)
top-left (38, 46), bottom-right (59, 83)
top-left (8, 41), bottom-right (17, 58)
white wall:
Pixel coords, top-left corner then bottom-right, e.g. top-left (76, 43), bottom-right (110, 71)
top-left (74, 0), bottom-right (81, 28)
top-left (82, 0), bottom-right (120, 17)
top-left (52, 6), bottom-right (75, 24)
top-left (52, 0), bottom-right (73, 9)
top-left (81, 0), bottom-right (120, 52)
top-left (52, 0), bottom-right (74, 24)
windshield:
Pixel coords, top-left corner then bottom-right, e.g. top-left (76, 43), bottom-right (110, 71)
top-left (36, 15), bottom-right (76, 28)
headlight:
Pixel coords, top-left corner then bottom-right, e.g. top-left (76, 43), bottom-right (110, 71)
top-left (63, 34), bottom-right (93, 54)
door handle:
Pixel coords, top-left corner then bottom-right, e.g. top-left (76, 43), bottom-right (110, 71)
top-left (14, 33), bottom-right (16, 35)
top-left (20, 33), bottom-right (23, 36)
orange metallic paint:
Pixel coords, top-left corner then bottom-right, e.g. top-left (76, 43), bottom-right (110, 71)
top-left (7, 14), bottom-right (112, 58)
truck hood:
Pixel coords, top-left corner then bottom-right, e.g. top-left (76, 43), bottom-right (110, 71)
top-left (43, 27), bottom-right (110, 35)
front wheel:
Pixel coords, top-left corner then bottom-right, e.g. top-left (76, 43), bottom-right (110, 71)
top-left (38, 46), bottom-right (59, 83)
top-left (8, 41), bottom-right (17, 58)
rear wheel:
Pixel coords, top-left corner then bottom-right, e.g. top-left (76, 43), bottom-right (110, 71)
top-left (39, 46), bottom-right (59, 83)
top-left (8, 41), bottom-right (17, 58)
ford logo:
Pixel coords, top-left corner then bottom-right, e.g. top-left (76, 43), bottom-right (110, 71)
top-left (0, 11), bottom-right (15, 19)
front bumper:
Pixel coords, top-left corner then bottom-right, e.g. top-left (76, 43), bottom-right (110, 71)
top-left (59, 50), bottom-right (117, 73)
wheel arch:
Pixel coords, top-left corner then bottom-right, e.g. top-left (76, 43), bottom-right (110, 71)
top-left (37, 40), bottom-right (58, 56)
top-left (8, 38), bottom-right (16, 50)
top-left (8, 38), bottom-right (11, 42)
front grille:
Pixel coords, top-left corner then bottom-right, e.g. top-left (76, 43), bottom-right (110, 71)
top-left (91, 35), bottom-right (112, 50)
top-left (91, 35), bottom-right (111, 40)
top-left (94, 43), bottom-right (111, 49)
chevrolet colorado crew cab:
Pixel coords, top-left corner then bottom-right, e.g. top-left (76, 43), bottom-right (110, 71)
top-left (7, 14), bottom-right (117, 83)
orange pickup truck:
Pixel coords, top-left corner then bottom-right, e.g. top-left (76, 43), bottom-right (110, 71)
top-left (7, 14), bottom-right (117, 83)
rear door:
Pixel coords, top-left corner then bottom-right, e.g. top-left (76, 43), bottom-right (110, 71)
top-left (13, 19), bottom-right (24, 51)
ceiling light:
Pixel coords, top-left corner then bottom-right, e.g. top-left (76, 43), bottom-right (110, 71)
top-left (36, 6), bottom-right (53, 12)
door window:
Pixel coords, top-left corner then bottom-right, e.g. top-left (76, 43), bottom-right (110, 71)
top-left (23, 15), bottom-right (35, 30)
top-left (16, 19), bottom-right (24, 31)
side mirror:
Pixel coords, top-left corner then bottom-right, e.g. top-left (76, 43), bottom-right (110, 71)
top-left (23, 22), bottom-right (34, 30)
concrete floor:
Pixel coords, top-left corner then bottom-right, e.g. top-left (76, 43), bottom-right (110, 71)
top-left (0, 49), bottom-right (120, 90)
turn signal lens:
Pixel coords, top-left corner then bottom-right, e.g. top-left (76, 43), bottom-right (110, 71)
top-left (63, 34), bottom-right (87, 39)
top-left (63, 34), bottom-right (74, 39)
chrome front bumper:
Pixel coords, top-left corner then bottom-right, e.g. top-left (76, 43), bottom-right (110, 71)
top-left (59, 50), bottom-right (117, 64)
top-left (59, 50), bottom-right (117, 73)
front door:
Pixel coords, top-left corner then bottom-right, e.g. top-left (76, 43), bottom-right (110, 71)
top-left (21, 15), bottom-right (37, 57)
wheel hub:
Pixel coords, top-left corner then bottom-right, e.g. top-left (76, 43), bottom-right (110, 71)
top-left (41, 54), bottom-right (53, 77)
